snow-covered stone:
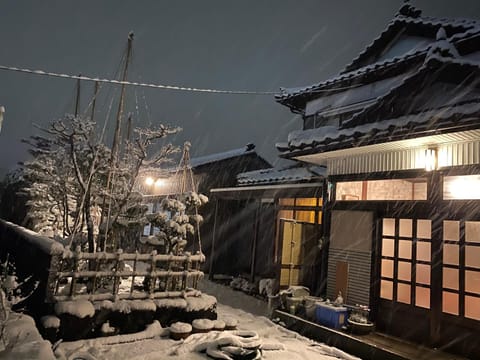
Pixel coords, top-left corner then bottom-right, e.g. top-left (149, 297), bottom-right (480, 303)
top-left (192, 318), bottom-right (214, 331)
top-left (55, 300), bottom-right (95, 318)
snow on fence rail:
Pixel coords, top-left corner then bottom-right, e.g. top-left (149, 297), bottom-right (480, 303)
top-left (0, 219), bottom-right (205, 304)
top-left (47, 248), bottom-right (205, 302)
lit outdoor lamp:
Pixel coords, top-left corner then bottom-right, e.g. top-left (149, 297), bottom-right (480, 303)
top-left (425, 147), bottom-right (438, 171)
top-left (145, 177), bottom-right (154, 186)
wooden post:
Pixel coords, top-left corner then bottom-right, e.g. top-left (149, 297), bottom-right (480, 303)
top-left (250, 200), bottom-right (260, 283)
top-left (208, 199), bottom-right (219, 280)
top-left (130, 252), bottom-right (138, 295)
top-left (74, 75), bottom-right (81, 117)
top-left (149, 251), bottom-right (157, 295)
top-left (46, 254), bottom-right (60, 303)
top-left (428, 171), bottom-right (443, 346)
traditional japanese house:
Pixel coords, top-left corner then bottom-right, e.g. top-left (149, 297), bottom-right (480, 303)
top-left (209, 163), bottom-right (326, 294)
top-left (275, 2), bottom-right (480, 357)
top-left (138, 144), bottom-right (271, 269)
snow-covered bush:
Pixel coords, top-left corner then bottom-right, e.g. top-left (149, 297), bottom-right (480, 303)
top-left (147, 191), bottom-right (208, 255)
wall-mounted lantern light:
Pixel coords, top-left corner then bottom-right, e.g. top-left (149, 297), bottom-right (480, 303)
top-left (425, 147), bottom-right (438, 171)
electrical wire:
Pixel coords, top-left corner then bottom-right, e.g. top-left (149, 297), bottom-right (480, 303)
top-left (0, 64), bottom-right (278, 95)
top-left (0, 63), bottom-right (365, 96)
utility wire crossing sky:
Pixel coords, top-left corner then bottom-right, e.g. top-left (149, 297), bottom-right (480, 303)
top-left (0, 64), bottom-right (363, 96)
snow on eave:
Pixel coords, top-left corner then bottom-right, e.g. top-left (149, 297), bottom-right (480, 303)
top-left (236, 163), bottom-right (326, 186)
top-left (344, 51), bottom-right (480, 128)
top-left (286, 101), bottom-right (480, 151)
top-left (0, 219), bottom-right (64, 255)
top-left (189, 145), bottom-right (257, 168)
top-left (276, 50), bottom-right (426, 107)
top-left (146, 144), bottom-right (269, 176)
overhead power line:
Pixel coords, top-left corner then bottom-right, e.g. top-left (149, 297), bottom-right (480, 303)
top-left (0, 64), bottom-right (365, 96)
top-left (0, 64), bottom-right (278, 95)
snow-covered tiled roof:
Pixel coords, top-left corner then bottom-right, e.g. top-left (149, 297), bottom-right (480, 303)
top-left (278, 49), bottom-right (480, 156)
top-left (237, 164), bottom-right (325, 186)
top-left (276, 50), bottom-right (425, 104)
top-left (276, 7), bottom-right (480, 113)
top-left (280, 101), bottom-right (480, 155)
top-left (342, 6), bottom-right (480, 73)
top-left (189, 143), bottom-right (258, 168)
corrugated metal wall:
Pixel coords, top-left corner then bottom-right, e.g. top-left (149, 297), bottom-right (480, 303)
top-left (328, 139), bottom-right (480, 175)
top-left (327, 248), bottom-right (372, 306)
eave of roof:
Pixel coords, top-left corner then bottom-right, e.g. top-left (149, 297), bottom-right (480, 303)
top-left (236, 164), bottom-right (326, 186)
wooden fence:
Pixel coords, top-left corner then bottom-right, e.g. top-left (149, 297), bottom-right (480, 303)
top-left (0, 219), bottom-right (204, 304)
top-left (47, 249), bottom-right (205, 302)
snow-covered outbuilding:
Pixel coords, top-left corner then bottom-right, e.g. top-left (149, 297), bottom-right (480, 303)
top-left (275, 3), bottom-right (480, 358)
top-left (137, 144), bottom-right (271, 268)
top-left (210, 162), bottom-right (326, 290)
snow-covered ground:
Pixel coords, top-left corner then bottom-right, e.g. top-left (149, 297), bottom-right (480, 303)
top-left (55, 303), bottom-right (360, 360)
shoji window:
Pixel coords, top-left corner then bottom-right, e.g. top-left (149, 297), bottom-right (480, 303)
top-left (380, 218), bottom-right (432, 308)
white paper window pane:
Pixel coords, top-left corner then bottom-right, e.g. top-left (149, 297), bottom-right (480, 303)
top-left (381, 259), bottom-right (394, 278)
top-left (465, 270), bottom-right (480, 294)
top-left (382, 238), bottom-right (395, 257)
top-left (443, 244), bottom-right (459, 266)
top-left (399, 219), bottom-right (412, 238)
top-left (465, 246), bottom-right (480, 269)
top-left (380, 280), bottom-right (393, 300)
top-left (443, 291), bottom-right (459, 315)
top-left (417, 242), bottom-right (431, 262)
top-left (397, 283), bottom-right (411, 304)
top-left (466, 221), bottom-right (480, 243)
top-left (399, 240), bottom-right (412, 259)
top-left (417, 219), bottom-right (431, 239)
top-left (465, 295), bottom-right (480, 320)
top-left (443, 220), bottom-right (459, 242)
top-left (398, 261), bottom-right (411, 282)
top-left (416, 264), bottom-right (431, 285)
top-left (443, 268), bottom-right (459, 290)
top-left (383, 218), bottom-right (395, 237)
top-left (415, 287), bottom-right (430, 309)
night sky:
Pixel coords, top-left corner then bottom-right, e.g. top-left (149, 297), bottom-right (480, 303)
top-left (1, 0), bottom-right (479, 176)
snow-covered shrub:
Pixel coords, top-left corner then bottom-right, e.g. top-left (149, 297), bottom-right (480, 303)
top-left (147, 191), bottom-right (208, 255)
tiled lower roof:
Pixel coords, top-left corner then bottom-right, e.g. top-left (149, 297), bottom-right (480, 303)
top-left (237, 164), bottom-right (325, 186)
top-left (278, 101), bottom-right (480, 155)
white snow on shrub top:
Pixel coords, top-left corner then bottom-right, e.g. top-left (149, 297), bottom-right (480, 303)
top-left (170, 322), bottom-right (192, 334)
top-left (41, 315), bottom-right (60, 329)
top-left (192, 318), bottom-right (214, 330)
top-left (55, 300), bottom-right (95, 318)
top-left (94, 300), bottom-right (114, 311)
top-left (111, 300), bottom-right (156, 314)
top-left (186, 293), bottom-right (216, 311)
top-left (155, 298), bottom-right (188, 308)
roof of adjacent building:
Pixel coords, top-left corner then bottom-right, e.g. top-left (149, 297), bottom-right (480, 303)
top-left (237, 163), bottom-right (326, 186)
top-left (189, 143), bottom-right (263, 169)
